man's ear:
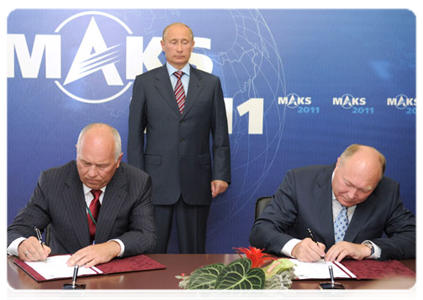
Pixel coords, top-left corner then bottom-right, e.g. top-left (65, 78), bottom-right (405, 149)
top-left (116, 152), bottom-right (124, 168)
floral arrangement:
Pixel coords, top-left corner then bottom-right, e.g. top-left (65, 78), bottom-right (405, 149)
top-left (175, 246), bottom-right (295, 289)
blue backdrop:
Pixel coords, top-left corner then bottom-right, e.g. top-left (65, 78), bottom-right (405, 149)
top-left (7, 9), bottom-right (416, 253)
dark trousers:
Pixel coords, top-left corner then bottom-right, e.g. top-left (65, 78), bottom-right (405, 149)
top-left (153, 196), bottom-right (210, 254)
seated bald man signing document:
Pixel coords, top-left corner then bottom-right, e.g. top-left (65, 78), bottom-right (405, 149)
top-left (250, 144), bottom-right (415, 262)
top-left (8, 123), bottom-right (156, 267)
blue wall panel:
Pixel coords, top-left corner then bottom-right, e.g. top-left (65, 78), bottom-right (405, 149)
top-left (7, 9), bottom-right (416, 253)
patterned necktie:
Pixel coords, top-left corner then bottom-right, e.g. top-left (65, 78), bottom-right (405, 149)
top-left (174, 71), bottom-right (186, 114)
top-left (88, 189), bottom-right (102, 244)
top-left (334, 205), bottom-right (349, 243)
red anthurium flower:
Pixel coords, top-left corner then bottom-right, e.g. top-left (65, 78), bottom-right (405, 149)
top-left (233, 246), bottom-right (276, 268)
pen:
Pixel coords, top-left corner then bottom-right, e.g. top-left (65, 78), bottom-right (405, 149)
top-left (307, 228), bottom-right (319, 245)
top-left (72, 265), bottom-right (79, 288)
top-left (34, 227), bottom-right (45, 249)
top-left (328, 265), bottom-right (335, 288)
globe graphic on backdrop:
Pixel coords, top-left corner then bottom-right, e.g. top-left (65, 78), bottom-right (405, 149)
top-left (213, 11), bottom-right (285, 230)
top-left (201, 10), bottom-right (287, 240)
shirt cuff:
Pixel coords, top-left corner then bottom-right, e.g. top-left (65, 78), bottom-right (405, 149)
top-left (7, 237), bottom-right (26, 256)
top-left (8, 237), bottom-right (126, 258)
top-left (281, 238), bottom-right (302, 257)
top-left (109, 239), bottom-right (125, 257)
top-left (362, 240), bottom-right (381, 259)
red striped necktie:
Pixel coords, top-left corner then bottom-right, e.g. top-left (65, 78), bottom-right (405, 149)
top-left (88, 189), bottom-right (102, 244)
top-left (174, 71), bottom-right (186, 114)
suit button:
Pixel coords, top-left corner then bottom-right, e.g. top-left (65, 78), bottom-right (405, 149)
top-left (180, 119), bottom-right (185, 123)
top-left (180, 138), bottom-right (185, 142)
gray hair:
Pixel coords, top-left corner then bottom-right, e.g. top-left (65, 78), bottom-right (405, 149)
top-left (76, 123), bottom-right (122, 161)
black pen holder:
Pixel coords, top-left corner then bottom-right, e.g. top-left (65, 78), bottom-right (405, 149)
top-left (319, 282), bottom-right (345, 289)
top-left (62, 283), bottom-right (85, 298)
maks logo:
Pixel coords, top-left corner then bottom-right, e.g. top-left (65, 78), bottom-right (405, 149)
top-left (8, 11), bottom-right (213, 103)
top-left (333, 94), bottom-right (366, 109)
top-left (278, 93), bottom-right (312, 109)
top-left (387, 94), bottom-right (416, 110)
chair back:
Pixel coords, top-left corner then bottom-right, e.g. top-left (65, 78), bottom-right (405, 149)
top-left (255, 196), bottom-right (273, 220)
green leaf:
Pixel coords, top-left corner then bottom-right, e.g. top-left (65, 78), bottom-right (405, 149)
top-left (214, 258), bottom-right (265, 289)
top-left (187, 263), bottom-right (225, 289)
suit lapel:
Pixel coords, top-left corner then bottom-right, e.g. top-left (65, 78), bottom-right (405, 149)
top-left (312, 164), bottom-right (337, 246)
top-left (62, 163), bottom-right (91, 248)
top-left (344, 194), bottom-right (375, 242)
top-left (95, 166), bottom-right (127, 243)
top-left (154, 65), bottom-right (181, 117)
top-left (182, 66), bottom-right (204, 118)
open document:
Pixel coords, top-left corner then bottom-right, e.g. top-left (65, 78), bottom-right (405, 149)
top-left (14, 253), bottom-right (166, 282)
top-left (24, 255), bottom-right (101, 280)
top-left (291, 258), bottom-right (356, 279)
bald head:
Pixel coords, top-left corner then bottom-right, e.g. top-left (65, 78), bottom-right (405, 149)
top-left (76, 123), bottom-right (123, 190)
top-left (332, 144), bottom-right (386, 207)
top-left (339, 144), bottom-right (386, 179)
top-left (76, 123), bottom-right (122, 161)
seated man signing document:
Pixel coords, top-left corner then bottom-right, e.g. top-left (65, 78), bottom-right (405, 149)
top-left (250, 144), bottom-right (415, 262)
top-left (8, 123), bottom-right (156, 267)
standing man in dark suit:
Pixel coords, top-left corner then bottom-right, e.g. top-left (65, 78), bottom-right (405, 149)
top-left (8, 123), bottom-right (156, 267)
top-left (250, 144), bottom-right (415, 262)
top-left (128, 23), bottom-right (231, 254)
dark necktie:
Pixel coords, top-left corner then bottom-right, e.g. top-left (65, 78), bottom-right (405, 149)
top-left (88, 189), bottom-right (102, 244)
top-left (174, 71), bottom-right (186, 114)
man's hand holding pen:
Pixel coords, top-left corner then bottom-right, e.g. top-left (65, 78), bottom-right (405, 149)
top-left (292, 237), bottom-right (326, 262)
top-left (292, 228), bottom-right (373, 263)
top-left (17, 236), bottom-right (51, 262)
top-left (291, 228), bottom-right (326, 262)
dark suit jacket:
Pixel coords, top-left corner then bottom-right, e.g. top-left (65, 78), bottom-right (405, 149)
top-left (128, 65), bottom-right (231, 205)
top-left (7, 161), bottom-right (156, 257)
top-left (249, 164), bottom-right (416, 260)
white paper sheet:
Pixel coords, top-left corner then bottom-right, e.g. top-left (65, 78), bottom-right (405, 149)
top-left (25, 255), bottom-right (101, 280)
top-left (291, 258), bottom-right (356, 279)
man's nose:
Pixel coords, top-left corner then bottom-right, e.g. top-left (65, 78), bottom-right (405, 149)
top-left (88, 165), bottom-right (98, 177)
top-left (347, 187), bottom-right (358, 200)
top-left (176, 42), bottom-right (183, 51)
